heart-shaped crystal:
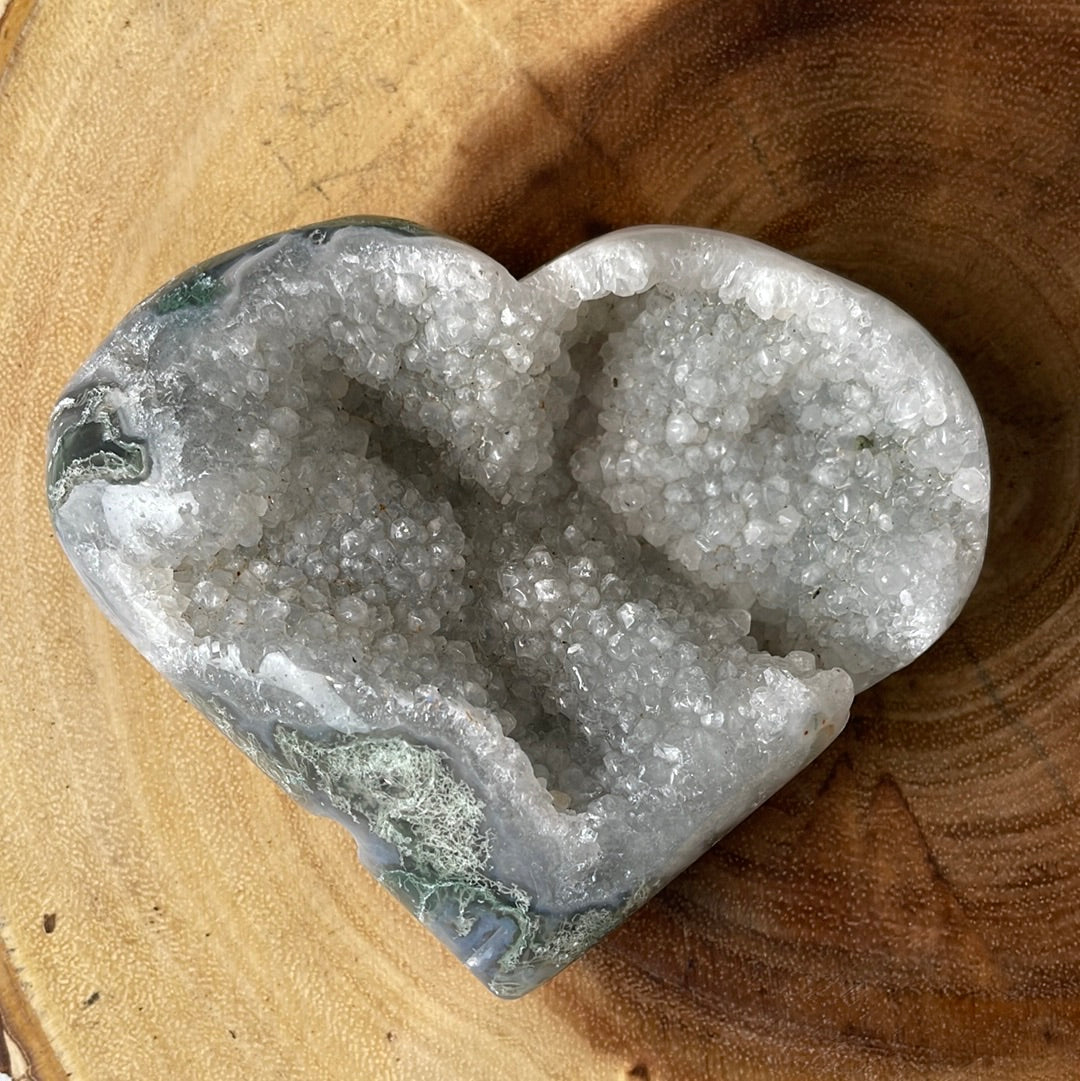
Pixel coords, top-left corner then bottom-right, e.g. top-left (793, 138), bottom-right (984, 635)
top-left (46, 219), bottom-right (989, 996)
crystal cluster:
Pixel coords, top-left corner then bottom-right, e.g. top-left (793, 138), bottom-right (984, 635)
top-left (46, 220), bottom-right (989, 996)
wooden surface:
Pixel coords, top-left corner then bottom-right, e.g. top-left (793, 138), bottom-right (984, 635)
top-left (3, 0), bottom-right (1080, 1077)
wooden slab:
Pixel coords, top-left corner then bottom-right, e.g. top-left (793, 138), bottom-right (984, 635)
top-left (3, 0), bottom-right (1080, 1077)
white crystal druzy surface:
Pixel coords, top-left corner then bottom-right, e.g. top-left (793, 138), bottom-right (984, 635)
top-left (46, 221), bottom-right (989, 996)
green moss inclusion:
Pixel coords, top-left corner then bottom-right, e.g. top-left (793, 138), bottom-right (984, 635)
top-left (273, 726), bottom-right (645, 992)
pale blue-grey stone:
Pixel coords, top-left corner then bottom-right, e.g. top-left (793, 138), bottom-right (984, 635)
top-left (46, 219), bottom-right (988, 996)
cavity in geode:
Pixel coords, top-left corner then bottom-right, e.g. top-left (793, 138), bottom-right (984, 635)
top-left (46, 219), bottom-right (989, 997)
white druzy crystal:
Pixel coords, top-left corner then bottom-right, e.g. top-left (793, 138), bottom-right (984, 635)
top-left (47, 221), bottom-right (989, 996)
top-left (530, 230), bottom-right (988, 689)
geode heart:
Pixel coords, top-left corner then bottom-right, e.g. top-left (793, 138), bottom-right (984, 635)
top-left (46, 219), bottom-right (989, 996)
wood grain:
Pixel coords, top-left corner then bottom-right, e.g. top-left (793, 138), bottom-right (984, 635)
top-left (3, 0), bottom-right (1080, 1077)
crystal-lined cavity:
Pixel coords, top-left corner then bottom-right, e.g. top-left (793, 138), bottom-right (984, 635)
top-left (47, 220), bottom-right (989, 996)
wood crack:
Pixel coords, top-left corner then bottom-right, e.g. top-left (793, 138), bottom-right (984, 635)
top-left (0, 943), bottom-right (69, 1081)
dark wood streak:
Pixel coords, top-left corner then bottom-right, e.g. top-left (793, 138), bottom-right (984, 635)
top-left (0, 0), bottom-right (39, 80)
top-left (0, 1003), bottom-right (13, 1077)
top-left (963, 633), bottom-right (1075, 806)
top-left (0, 944), bottom-right (68, 1081)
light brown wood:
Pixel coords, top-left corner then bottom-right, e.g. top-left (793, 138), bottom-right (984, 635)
top-left (3, 0), bottom-right (1080, 1077)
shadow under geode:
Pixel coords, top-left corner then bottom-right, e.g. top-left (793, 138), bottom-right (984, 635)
top-left (427, 0), bottom-right (1080, 1070)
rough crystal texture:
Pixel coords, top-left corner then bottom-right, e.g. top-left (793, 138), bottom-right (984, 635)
top-left (46, 219), bottom-right (989, 996)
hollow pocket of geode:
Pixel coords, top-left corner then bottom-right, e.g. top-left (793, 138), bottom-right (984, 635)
top-left (47, 219), bottom-right (989, 997)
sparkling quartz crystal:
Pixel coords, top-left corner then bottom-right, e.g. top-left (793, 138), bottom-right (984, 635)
top-left (46, 219), bottom-right (989, 996)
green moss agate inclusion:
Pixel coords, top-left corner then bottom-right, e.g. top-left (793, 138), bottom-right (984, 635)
top-left (273, 726), bottom-right (642, 996)
top-left (46, 218), bottom-right (989, 996)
